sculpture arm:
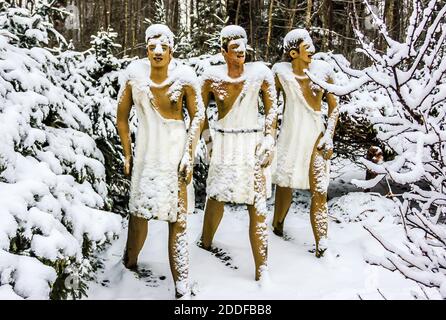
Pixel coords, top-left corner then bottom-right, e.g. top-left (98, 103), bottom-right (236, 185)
top-left (257, 77), bottom-right (278, 168)
top-left (116, 81), bottom-right (134, 176)
top-left (179, 84), bottom-right (206, 184)
top-left (317, 77), bottom-right (339, 160)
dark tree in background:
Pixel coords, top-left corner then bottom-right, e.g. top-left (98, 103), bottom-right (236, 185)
top-left (4, 0), bottom-right (419, 68)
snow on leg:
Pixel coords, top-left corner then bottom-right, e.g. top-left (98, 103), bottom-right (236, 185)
top-left (247, 204), bottom-right (268, 281)
top-left (309, 148), bottom-right (329, 257)
top-left (168, 180), bottom-right (190, 298)
top-left (124, 215), bottom-right (148, 269)
top-left (248, 164), bottom-right (269, 281)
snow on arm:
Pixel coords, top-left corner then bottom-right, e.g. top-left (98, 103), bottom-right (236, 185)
top-left (309, 60), bottom-right (339, 154)
top-left (260, 63), bottom-right (278, 133)
top-left (117, 58), bottom-right (149, 100)
top-left (257, 63), bottom-right (278, 165)
top-left (175, 65), bottom-right (205, 179)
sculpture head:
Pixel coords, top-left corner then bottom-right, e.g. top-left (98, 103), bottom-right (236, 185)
top-left (220, 25), bottom-right (248, 67)
top-left (145, 24), bottom-right (174, 68)
top-left (283, 29), bottom-right (315, 64)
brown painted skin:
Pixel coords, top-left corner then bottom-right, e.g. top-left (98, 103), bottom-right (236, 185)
top-left (116, 37), bottom-right (201, 298)
top-left (199, 39), bottom-right (276, 281)
top-left (272, 41), bottom-right (339, 257)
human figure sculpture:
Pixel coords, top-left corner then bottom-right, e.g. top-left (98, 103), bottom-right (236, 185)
top-left (271, 29), bottom-right (339, 258)
top-left (116, 24), bottom-right (204, 298)
top-left (199, 25), bottom-right (278, 282)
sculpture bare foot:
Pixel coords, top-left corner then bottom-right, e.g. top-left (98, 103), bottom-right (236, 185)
top-left (175, 281), bottom-right (198, 300)
top-left (272, 221), bottom-right (284, 237)
top-left (315, 238), bottom-right (328, 258)
top-left (122, 249), bottom-right (137, 270)
top-left (197, 239), bottom-right (238, 270)
top-left (315, 248), bottom-right (327, 258)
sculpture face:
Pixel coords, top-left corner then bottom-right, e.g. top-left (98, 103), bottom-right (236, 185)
top-left (146, 36), bottom-right (172, 68)
top-left (222, 38), bottom-right (246, 66)
top-left (290, 41), bottom-right (314, 64)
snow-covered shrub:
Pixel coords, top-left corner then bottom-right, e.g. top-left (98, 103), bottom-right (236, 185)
top-left (330, 192), bottom-right (398, 223)
top-left (83, 28), bottom-right (133, 215)
top-left (308, 0), bottom-right (446, 298)
top-left (312, 52), bottom-right (395, 164)
top-left (0, 3), bottom-right (121, 299)
top-left (0, 2), bottom-right (66, 49)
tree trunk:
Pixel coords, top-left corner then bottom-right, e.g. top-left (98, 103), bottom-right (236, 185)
top-left (124, 0), bottom-right (128, 55)
top-left (265, 0), bottom-right (274, 61)
top-left (305, 0), bottom-right (313, 30)
top-left (235, 0), bottom-right (241, 25)
top-left (287, 0), bottom-right (298, 32)
top-left (321, 0), bottom-right (333, 51)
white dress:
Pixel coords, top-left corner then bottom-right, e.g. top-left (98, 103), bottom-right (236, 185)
top-left (119, 59), bottom-right (195, 222)
top-left (204, 62), bottom-right (274, 205)
top-left (272, 62), bottom-right (326, 190)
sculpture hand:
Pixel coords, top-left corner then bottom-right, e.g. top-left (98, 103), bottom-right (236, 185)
top-left (317, 134), bottom-right (334, 160)
top-left (260, 149), bottom-right (274, 168)
top-left (256, 134), bottom-right (275, 168)
top-left (179, 152), bottom-right (193, 185)
top-left (202, 129), bottom-right (213, 164)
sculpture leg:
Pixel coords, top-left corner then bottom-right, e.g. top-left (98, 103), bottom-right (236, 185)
top-left (309, 149), bottom-right (329, 258)
top-left (247, 204), bottom-right (268, 281)
top-left (168, 180), bottom-right (189, 298)
top-left (200, 197), bottom-right (225, 250)
top-left (247, 164), bottom-right (269, 281)
top-left (272, 186), bottom-right (293, 237)
top-left (124, 215), bottom-right (148, 269)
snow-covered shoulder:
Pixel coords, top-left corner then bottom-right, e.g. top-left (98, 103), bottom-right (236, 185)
top-left (308, 59), bottom-right (335, 82)
top-left (166, 62), bottom-right (201, 103)
top-left (168, 62), bottom-right (200, 88)
top-left (200, 64), bottom-right (226, 83)
top-left (272, 60), bottom-right (335, 83)
top-left (201, 61), bottom-right (274, 84)
top-left (118, 59), bottom-right (200, 103)
top-left (118, 58), bottom-right (150, 88)
top-left (272, 62), bottom-right (294, 81)
top-left (119, 58), bottom-right (199, 88)
top-left (246, 61), bottom-right (274, 84)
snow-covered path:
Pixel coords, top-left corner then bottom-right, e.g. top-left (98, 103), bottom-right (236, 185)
top-left (84, 162), bottom-right (420, 300)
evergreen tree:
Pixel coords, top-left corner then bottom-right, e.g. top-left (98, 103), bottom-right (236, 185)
top-left (84, 28), bottom-right (132, 215)
top-left (190, 0), bottom-right (228, 56)
top-left (0, 3), bottom-right (121, 300)
top-left (153, 0), bottom-right (167, 24)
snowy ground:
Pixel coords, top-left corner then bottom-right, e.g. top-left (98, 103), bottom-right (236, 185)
top-left (84, 159), bottom-right (422, 300)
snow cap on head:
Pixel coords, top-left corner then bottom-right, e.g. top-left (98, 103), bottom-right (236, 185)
top-left (220, 25), bottom-right (248, 46)
top-left (145, 24), bottom-right (174, 49)
top-left (283, 28), bottom-right (315, 53)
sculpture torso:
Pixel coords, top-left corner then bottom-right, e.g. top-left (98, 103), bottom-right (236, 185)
top-left (208, 80), bottom-right (244, 120)
top-left (149, 84), bottom-right (185, 120)
top-left (295, 78), bottom-right (324, 112)
top-left (202, 62), bottom-right (275, 205)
